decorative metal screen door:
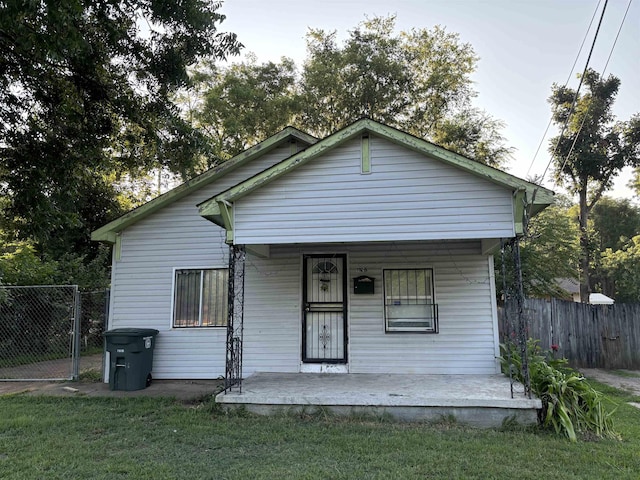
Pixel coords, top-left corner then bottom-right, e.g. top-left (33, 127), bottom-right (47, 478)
top-left (302, 254), bottom-right (347, 363)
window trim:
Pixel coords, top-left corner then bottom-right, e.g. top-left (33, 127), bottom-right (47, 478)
top-left (383, 267), bottom-right (439, 334)
top-left (170, 266), bottom-right (229, 329)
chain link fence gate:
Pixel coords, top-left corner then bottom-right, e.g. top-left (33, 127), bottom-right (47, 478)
top-left (77, 288), bottom-right (109, 378)
top-left (78, 289), bottom-right (109, 351)
top-left (0, 285), bottom-right (81, 381)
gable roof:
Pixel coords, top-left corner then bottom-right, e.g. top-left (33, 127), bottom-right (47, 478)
top-left (91, 127), bottom-right (317, 243)
top-left (198, 118), bottom-right (555, 232)
top-left (555, 277), bottom-right (580, 295)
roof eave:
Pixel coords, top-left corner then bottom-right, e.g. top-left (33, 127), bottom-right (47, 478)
top-left (91, 127), bottom-right (317, 244)
top-left (209, 118), bottom-right (554, 208)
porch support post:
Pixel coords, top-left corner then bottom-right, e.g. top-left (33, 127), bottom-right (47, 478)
top-left (501, 237), bottom-right (531, 400)
top-left (511, 236), bottom-right (531, 398)
top-left (224, 244), bottom-right (246, 392)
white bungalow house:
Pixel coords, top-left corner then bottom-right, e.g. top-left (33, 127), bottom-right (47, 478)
top-left (93, 118), bottom-right (554, 424)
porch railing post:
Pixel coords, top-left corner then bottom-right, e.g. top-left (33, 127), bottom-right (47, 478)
top-left (512, 236), bottom-right (531, 399)
top-left (225, 244), bottom-right (246, 393)
top-left (501, 237), bottom-right (531, 400)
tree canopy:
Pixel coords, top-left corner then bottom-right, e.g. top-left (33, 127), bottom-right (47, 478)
top-left (0, 0), bottom-right (241, 259)
top-left (498, 195), bottom-right (640, 303)
top-left (191, 16), bottom-right (512, 167)
top-left (517, 197), bottom-right (580, 298)
top-left (11, 9), bottom-right (640, 305)
top-left (600, 236), bottom-right (640, 303)
top-left (189, 56), bottom-right (301, 168)
top-left (548, 69), bottom-right (640, 301)
top-left (628, 168), bottom-right (640, 198)
top-left (590, 197), bottom-right (640, 252)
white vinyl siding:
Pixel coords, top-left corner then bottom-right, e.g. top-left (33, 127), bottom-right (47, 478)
top-left (242, 247), bottom-right (302, 374)
top-left (238, 241), bottom-right (500, 376)
top-left (107, 144), bottom-right (294, 379)
top-left (346, 243), bottom-right (499, 375)
top-left (233, 136), bottom-right (515, 244)
top-left (112, 237), bottom-right (499, 377)
top-left (108, 134), bottom-right (507, 379)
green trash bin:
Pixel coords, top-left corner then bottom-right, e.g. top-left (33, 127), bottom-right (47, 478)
top-left (104, 328), bottom-right (159, 391)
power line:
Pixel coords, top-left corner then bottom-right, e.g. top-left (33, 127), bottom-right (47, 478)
top-left (602, 0), bottom-right (633, 74)
top-left (525, 0), bottom-right (603, 178)
top-left (558, 0), bottom-right (633, 175)
top-left (539, 0), bottom-right (609, 183)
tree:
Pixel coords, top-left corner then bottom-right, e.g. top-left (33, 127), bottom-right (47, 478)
top-left (590, 197), bottom-right (640, 251)
top-left (629, 169), bottom-right (640, 197)
top-left (189, 56), bottom-right (301, 165)
top-left (601, 236), bottom-right (640, 303)
top-left (300, 17), bottom-right (512, 166)
top-left (499, 197), bottom-right (580, 298)
top-left (0, 0), bottom-right (241, 259)
top-left (300, 17), bottom-right (413, 135)
top-left (430, 109), bottom-right (512, 166)
top-left (192, 16), bottom-right (512, 168)
top-left (587, 197), bottom-right (640, 299)
top-left (0, 238), bottom-right (110, 289)
top-left (548, 69), bottom-right (640, 302)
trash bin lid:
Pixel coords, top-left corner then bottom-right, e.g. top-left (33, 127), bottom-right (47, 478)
top-left (104, 328), bottom-right (159, 337)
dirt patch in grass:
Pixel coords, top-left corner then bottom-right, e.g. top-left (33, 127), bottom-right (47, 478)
top-left (581, 368), bottom-right (640, 396)
top-left (0, 353), bottom-right (103, 381)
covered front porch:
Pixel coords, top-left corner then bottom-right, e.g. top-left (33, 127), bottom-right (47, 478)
top-left (216, 372), bottom-right (541, 427)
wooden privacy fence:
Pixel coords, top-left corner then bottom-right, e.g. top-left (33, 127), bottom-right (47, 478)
top-left (498, 298), bottom-right (640, 370)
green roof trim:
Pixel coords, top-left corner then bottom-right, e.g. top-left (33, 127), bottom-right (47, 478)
top-left (361, 134), bottom-right (371, 174)
top-left (91, 127), bottom-right (317, 243)
top-left (513, 189), bottom-right (526, 236)
top-left (198, 118), bottom-right (554, 232)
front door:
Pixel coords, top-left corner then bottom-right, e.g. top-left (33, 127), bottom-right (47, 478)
top-left (302, 254), bottom-right (347, 363)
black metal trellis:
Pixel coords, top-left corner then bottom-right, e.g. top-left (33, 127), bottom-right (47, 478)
top-left (500, 237), bottom-right (532, 399)
top-left (224, 244), bottom-right (246, 393)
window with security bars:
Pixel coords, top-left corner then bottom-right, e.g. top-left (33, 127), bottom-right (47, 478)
top-left (173, 269), bottom-right (228, 327)
top-left (383, 268), bottom-right (438, 333)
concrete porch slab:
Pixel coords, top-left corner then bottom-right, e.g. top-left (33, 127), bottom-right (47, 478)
top-left (216, 373), bottom-right (541, 427)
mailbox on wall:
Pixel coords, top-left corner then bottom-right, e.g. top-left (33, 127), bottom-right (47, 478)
top-left (353, 275), bottom-right (375, 294)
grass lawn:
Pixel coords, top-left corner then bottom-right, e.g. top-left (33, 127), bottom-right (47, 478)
top-left (1, 382), bottom-right (639, 479)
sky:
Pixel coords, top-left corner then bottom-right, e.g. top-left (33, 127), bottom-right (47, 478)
top-left (218, 0), bottom-right (639, 199)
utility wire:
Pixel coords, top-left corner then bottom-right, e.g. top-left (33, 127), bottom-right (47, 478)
top-left (601, 0), bottom-right (633, 74)
top-left (525, 0), bottom-right (603, 178)
top-left (539, 0), bottom-right (609, 183)
top-left (558, 0), bottom-right (633, 175)
top-left (525, 0), bottom-right (609, 230)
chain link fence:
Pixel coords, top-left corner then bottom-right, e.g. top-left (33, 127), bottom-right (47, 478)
top-left (0, 286), bottom-right (109, 381)
top-left (78, 289), bottom-right (109, 353)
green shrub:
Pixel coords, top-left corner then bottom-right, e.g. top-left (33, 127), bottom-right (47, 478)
top-left (500, 339), bottom-right (619, 442)
top-left (0, 240), bottom-right (110, 289)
